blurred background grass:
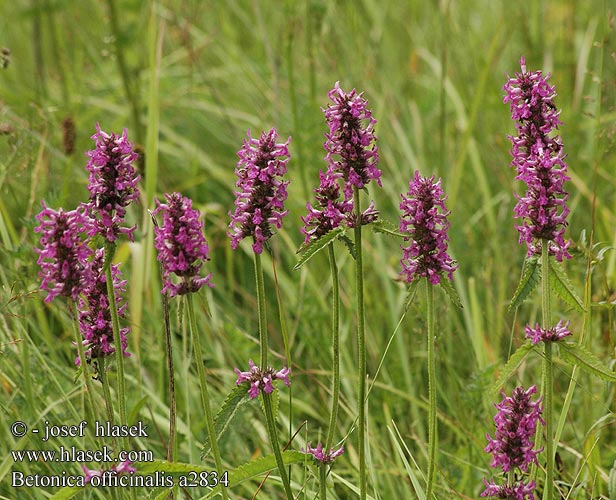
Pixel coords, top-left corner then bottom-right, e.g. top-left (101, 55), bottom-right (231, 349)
top-left (0, 0), bottom-right (615, 498)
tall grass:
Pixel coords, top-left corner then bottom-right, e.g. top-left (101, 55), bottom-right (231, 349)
top-left (0, 0), bottom-right (615, 498)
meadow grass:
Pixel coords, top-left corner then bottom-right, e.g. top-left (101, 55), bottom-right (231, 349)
top-left (1, 0), bottom-right (615, 498)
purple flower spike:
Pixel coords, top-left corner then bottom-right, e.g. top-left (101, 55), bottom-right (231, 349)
top-left (302, 441), bottom-right (344, 464)
top-left (34, 202), bottom-right (93, 303)
top-left (485, 386), bottom-right (544, 474)
top-left (76, 249), bottom-right (130, 365)
top-left (234, 359), bottom-right (291, 399)
top-left (86, 124), bottom-right (140, 242)
top-left (504, 57), bottom-right (571, 262)
top-left (323, 82), bottom-right (381, 193)
top-left (228, 129), bottom-right (291, 254)
top-left (399, 171), bottom-right (457, 285)
top-left (480, 478), bottom-right (537, 500)
top-left (301, 170), bottom-right (354, 243)
top-left (525, 320), bottom-right (571, 345)
top-left (152, 192), bottom-right (213, 297)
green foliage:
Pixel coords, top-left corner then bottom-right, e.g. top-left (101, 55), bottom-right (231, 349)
top-left (490, 342), bottom-right (537, 394)
top-left (549, 259), bottom-right (586, 312)
top-left (201, 385), bottom-right (250, 459)
top-left (559, 343), bottom-right (616, 382)
top-left (294, 227), bottom-right (346, 270)
top-left (1, 0), bottom-right (615, 498)
top-left (508, 255), bottom-right (540, 312)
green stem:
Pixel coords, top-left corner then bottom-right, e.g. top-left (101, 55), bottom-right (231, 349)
top-left (353, 186), bottom-right (367, 500)
top-left (262, 392), bottom-right (293, 499)
top-left (541, 241), bottom-right (554, 500)
top-left (105, 242), bottom-right (128, 445)
top-left (325, 244), bottom-right (340, 453)
top-left (254, 251), bottom-right (268, 369)
top-left (186, 294), bottom-right (229, 500)
top-left (71, 302), bottom-right (97, 424)
top-left (319, 462), bottom-right (327, 500)
top-left (162, 292), bottom-right (176, 463)
top-left (426, 281), bottom-right (437, 499)
top-left (98, 357), bottom-right (118, 454)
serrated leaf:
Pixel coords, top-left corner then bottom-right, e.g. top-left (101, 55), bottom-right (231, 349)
top-left (438, 277), bottom-right (463, 308)
top-left (549, 260), bottom-right (585, 312)
top-left (338, 234), bottom-right (356, 260)
top-left (294, 227), bottom-right (346, 270)
top-left (371, 219), bottom-right (406, 238)
top-left (508, 256), bottom-right (540, 312)
top-left (202, 384), bottom-right (249, 458)
top-left (205, 451), bottom-right (308, 498)
top-left (490, 342), bottom-right (536, 394)
top-left (559, 342), bottom-right (616, 382)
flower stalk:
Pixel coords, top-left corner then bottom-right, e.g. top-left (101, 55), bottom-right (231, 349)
top-left (353, 186), bottom-right (368, 500)
top-left (186, 294), bottom-right (229, 500)
top-left (541, 241), bottom-right (554, 500)
top-left (426, 281), bottom-right (436, 499)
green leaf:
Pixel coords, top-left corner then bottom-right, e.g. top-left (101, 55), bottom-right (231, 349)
top-left (202, 385), bottom-right (249, 458)
top-left (549, 260), bottom-right (585, 312)
top-left (559, 342), bottom-right (616, 382)
top-left (205, 451), bottom-right (308, 498)
top-left (258, 388), bottom-right (279, 422)
top-left (371, 219), bottom-right (406, 238)
top-left (490, 342), bottom-right (536, 394)
top-left (508, 255), bottom-right (540, 312)
top-left (294, 227), bottom-right (346, 270)
top-left (438, 277), bottom-right (463, 308)
top-left (338, 234), bottom-right (356, 260)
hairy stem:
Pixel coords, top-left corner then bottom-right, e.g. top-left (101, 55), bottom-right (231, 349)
top-left (325, 244), bottom-right (340, 454)
top-left (541, 241), bottom-right (554, 500)
top-left (262, 392), bottom-right (294, 499)
top-left (353, 186), bottom-right (367, 500)
top-left (255, 251), bottom-right (268, 369)
top-left (186, 294), bottom-right (229, 500)
top-left (426, 281), bottom-right (437, 499)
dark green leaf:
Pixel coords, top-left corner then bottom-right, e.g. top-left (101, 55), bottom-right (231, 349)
top-left (508, 255), bottom-right (540, 312)
top-left (439, 277), bottom-right (463, 308)
top-left (549, 260), bottom-right (585, 312)
top-left (559, 342), bottom-right (616, 382)
top-left (202, 385), bottom-right (249, 458)
top-left (490, 342), bottom-right (536, 394)
top-left (338, 234), bottom-right (356, 260)
top-left (294, 227), bottom-right (346, 270)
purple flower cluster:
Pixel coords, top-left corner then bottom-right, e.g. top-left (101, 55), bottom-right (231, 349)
top-left (525, 320), bottom-right (571, 345)
top-left (152, 193), bottom-right (213, 297)
top-left (86, 124), bottom-right (140, 242)
top-left (76, 249), bottom-right (130, 365)
top-left (301, 170), bottom-right (353, 243)
top-left (399, 171), bottom-right (457, 285)
top-left (323, 82), bottom-right (381, 194)
top-left (34, 202), bottom-right (92, 303)
top-left (234, 359), bottom-right (291, 399)
top-left (480, 480), bottom-right (537, 500)
top-left (482, 386), bottom-right (544, 499)
top-left (82, 460), bottom-right (136, 484)
top-left (504, 57), bottom-right (571, 262)
top-left (228, 129), bottom-right (291, 254)
top-left (302, 442), bottom-right (344, 464)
